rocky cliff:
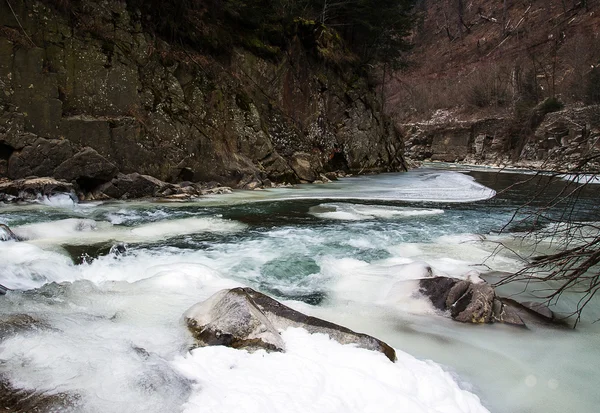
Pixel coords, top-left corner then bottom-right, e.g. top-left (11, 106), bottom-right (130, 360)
top-left (0, 0), bottom-right (406, 196)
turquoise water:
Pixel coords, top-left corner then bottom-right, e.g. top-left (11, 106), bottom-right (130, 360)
top-left (0, 168), bottom-right (598, 413)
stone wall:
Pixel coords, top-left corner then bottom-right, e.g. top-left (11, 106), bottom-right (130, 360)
top-left (0, 0), bottom-right (406, 191)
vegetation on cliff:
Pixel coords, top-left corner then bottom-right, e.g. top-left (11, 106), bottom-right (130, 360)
top-left (1, 0), bottom-right (416, 193)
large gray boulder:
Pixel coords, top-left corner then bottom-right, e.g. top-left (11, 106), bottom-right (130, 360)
top-left (289, 152), bottom-right (318, 182)
top-left (184, 287), bottom-right (397, 362)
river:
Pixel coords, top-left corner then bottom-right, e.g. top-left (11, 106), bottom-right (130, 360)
top-left (1, 167), bottom-right (598, 413)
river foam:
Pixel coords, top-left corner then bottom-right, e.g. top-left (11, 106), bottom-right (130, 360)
top-left (2, 169), bottom-right (598, 413)
top-left (11, 216), bottom-right (247, 246)
top-left (309, 203), bottom-right (445, 221)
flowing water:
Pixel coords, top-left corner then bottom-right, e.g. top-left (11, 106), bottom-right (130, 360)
top-left (0, 167), bottom-right (598, 413)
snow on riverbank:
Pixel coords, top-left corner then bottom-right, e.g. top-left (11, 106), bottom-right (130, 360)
top-left (174, 327), bottom-right (489, 413)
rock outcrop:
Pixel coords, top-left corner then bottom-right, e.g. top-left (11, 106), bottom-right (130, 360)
top-left (0, 0), bottom-right (406, 196)
top-left (400, 105), bottom-right (600, 171)
top-left (185, 287), bottom-right (397, 362)
top-left (419, 277), bottom-right (525, 326)
top-left (0, 177), bottom-right (75, 202)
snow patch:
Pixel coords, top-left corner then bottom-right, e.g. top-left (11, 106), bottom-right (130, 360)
top-left (173, 327), bottom-right (489, 413)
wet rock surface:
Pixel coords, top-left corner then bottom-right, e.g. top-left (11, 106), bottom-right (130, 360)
top-left (0, 223), bottom-right (18, 241)
top-left (0, 314), bottom-right (48, 339)
top-left (0, 377), bottom-right (79, 413)
top-left (185, 287), bottom-right (397, 362)
top-left (419, 277), bottom-right (526, 327)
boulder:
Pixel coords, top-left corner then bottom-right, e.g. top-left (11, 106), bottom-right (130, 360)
top-left (519, 301), bottom-right (554, 321)
top-left (53, 147), bottom-right (118, 186)
top-left (0, 177), bottom-right (75, 203)
top-left (94, 173), bottom-right (172, 199)
top-left (289, 152), bottom-right (318, 182)
top-left (185, 287), bottom-right (396, 362)
top-left (497, 297), bottom-right (557, 325)
top-left (419, 277), bottom-right (525, 326)
top-left (492, 299), bottom-right (526, 326)
top-left (0, 284), bottom-right (8, 295)
top-left (185, 288), bottom-right (286, 352)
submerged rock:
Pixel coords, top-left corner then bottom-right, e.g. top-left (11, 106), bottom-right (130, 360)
top-left (0, 314), bottom-right (48, 340)
top-left (497, 297), bottom-right (560, 326)
top-left (185, 287), bottom-right (396, 362)
top-left (419, 277), bottom-right (525, 327)
top-left (0, 223), bottom-right (18, 241)
top-left (0, 377), bottom-right (80, 413)
top-left (62, 241), bottom-right (128, 264)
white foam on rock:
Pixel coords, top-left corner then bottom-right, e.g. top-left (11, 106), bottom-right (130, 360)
top-left (36, 193), bottom-right (77, 208)
top-left (309, 203), bottom-right (445, 221)
top-left (194, 170), bottom-right (496, 205)
top-left (0, 241), bottom-right (79, 289)
top-left (173, 327), bottom-right (489, 413)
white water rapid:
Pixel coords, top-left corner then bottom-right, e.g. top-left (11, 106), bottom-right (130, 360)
top-left (1, 168), bottom-right (598, 413)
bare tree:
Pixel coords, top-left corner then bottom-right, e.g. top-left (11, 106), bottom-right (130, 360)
top-left (494, 156), bottom-right (600, 326)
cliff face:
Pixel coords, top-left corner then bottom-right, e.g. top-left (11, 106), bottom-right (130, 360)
top-left (400, 105), bottom-right (600, 171)
top-left (0, 0), bottom-right (405, 192)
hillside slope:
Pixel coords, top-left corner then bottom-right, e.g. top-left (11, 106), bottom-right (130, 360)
top-left (386, 0), bottom-right (600, 170)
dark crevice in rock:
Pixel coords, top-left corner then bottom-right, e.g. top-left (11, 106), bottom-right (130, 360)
top-left (0, 142), bottom-right (14, 160)
top-left (176, 167), bottom-right (195, 182)
top-left (324, 149), bottom-right (349, 172)
top-left (76, 176), bottom-right (110, 193)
